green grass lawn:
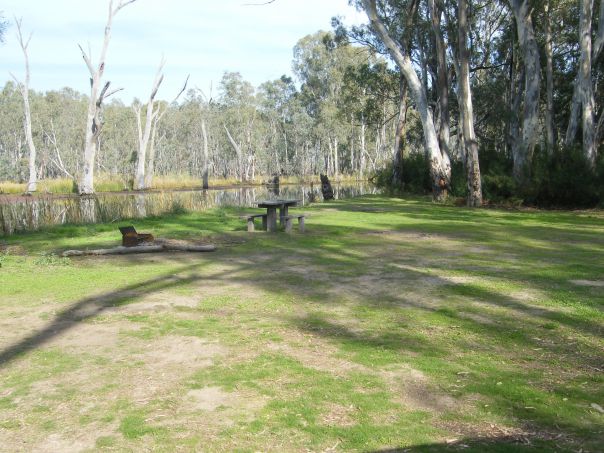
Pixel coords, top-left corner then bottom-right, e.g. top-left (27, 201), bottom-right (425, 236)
top-left (0, 195), bottom-right (602, 452)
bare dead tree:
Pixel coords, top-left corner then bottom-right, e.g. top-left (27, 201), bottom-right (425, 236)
top-left (10, 18), bottom-right (37, 193)
top-left (201, 119), bottom-right (209, 189)
top-left (133, 58), bottom-right (165, 190)
top-left (45, 120), bottom-right (74, 180)
top-left (144, 75), bottom-right (189, 188)
top-left (78, 0), bottom-right (136, 195)
top-left (224, 124), bottom-right (244, 181)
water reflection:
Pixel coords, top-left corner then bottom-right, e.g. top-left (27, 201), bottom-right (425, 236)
top-left (0, 183), bottom-right (378, 235)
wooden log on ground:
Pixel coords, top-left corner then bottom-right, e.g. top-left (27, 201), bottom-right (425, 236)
top-left (62, 245), bottom-right (164, 256)
top-left (61, 243), bottom-right (215, 257)
top-left (163, 244), bottom-right (216, 252)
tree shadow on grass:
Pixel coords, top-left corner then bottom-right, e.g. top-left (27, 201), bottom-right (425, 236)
top-left (1, 196), bottom-right (602, 450)
top-left (369, 434), bottom-right (572, 452)
top-left (0, 259), bottom-right (219, 369)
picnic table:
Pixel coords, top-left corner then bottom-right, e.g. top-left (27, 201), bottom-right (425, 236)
top-left (256, 199), bottom-right (299, 232)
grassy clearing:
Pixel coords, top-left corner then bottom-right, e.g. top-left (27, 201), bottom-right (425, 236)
top-left (0, 195), bottom-right (602, 452)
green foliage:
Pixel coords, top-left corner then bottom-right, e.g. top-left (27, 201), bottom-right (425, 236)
top-left (374, 145), bottom-right (603, 208)
top-left (169, 199), bottom-right (189, 215)
top-left (481, 173), bottom-right (518, 202)
top-left (525, 146), bottom-right (603, 208)
top-left (372, 154), bottom-right (465, 198)
top-left (33, 253), bottom-right (71, 266)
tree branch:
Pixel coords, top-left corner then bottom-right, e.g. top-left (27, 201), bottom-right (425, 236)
top-left (78, 44), bottom-right (95, 76)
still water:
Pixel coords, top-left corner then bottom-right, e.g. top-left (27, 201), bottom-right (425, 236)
top-left (0, 182), bottom-right (378, 235)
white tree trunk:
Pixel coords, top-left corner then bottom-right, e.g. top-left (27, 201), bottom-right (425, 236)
top-left (145, 115), bottom-right (159, 188)
top-left (224, 125), bottom-right (244, 181)
top-left (579, 0), bottom-right (596, 168)
top-left (334, 137), bottom-right (339, 178)
top-left (392, 76), bottom-right (407, 186)
top-left (78, 0), bottom-right (135, 194)
top-left (134, 59), bottom-right (165, 190)
top-left (458, 0), bottom-right (482, 207)
top-left (594, 0), bottom-right (604, 61)
top-left (362, 0), bottom-right (449, 199)
top-left (428, 0), bottom-right (450, 158)
top-left (201, 119), bottom-right (209, 189)
top-left (11, 19), bottom-right (37, 193)
top-left (544, 0), bottom-right (555, 153)
top-left (509, 0), bottom-right (541, 185)
top-left (144, 75), bottom-right (188, 188)
top-left (360, 116), bottom-right (366, 180)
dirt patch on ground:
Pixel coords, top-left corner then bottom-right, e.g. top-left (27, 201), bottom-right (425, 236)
top-left (380, 366), bottom-right (458, 414)
top-left (136, 335), bottom-right (225, 369)
top-left (320, 403), bottom-right (357, 427)
top-left (31, 432), bottom-right (98, 453)
top-left (265, 340), bottom-right (366, 377)
top-left (46, 320), bottom-right (128, 352)
top-left (570, 279), bottom-right (604, 287)
top-left (184, 386), bottom-right (265, 413)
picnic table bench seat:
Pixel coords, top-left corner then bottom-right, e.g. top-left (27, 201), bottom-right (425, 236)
top-left (242, 213), bottom-right (268, 232)
top-left (283, 214), bottom-right (306, 233)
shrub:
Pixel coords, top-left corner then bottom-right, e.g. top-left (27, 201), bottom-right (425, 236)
top-left (526, 146), bottom-right (602, 208)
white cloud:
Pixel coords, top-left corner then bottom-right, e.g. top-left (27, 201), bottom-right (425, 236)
top-left (0, 0), bottom-right (367, 102)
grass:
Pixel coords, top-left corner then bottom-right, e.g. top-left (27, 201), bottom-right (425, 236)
top-left (0, 195), bottom-right (602, 452)
top-left (0, 174), bottom-right (362, 194)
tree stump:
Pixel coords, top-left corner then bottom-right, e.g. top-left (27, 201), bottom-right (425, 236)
top-left (320, 174), bottom-right (334, 200)
top-left (267, 174), bottom-right (280, 197)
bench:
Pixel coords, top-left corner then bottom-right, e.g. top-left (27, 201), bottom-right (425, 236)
top-left (118, 225), bottom-right (154, 247)
top-left (242, 214), bottom-right (267, 232)
top-left (283, 214), bottom-right (306, 233)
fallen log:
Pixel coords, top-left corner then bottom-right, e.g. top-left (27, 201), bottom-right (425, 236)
top-left (61, 243), bottom-right (215, 257)
top-left (163, 244), bottom-right (216, 252)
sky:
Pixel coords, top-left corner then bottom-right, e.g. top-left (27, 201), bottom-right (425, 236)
top-left (0, 0), bottom-right (367, 102)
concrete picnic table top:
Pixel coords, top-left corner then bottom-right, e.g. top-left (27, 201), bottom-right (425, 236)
top-left (255, 199), bottom-right (300, 232)
top-left (256, 199), bottom-right (299, 208)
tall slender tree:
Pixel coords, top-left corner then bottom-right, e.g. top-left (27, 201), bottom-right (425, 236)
top-left (78, 0), bottom-right (136, 195)
top-left (508, 0), bottom-right (541, 185)
top-left (457, 0), bottom-right (482, 206)
top-left (361, 0), bottom-right (451, 200)
top-left (10, 18), bottom-right (37, 193)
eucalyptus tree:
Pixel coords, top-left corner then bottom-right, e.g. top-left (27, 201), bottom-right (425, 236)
top-left (563, 0), bottom-right (603, 167)
top-left (77, 0), bottom-right (137, 195)
top-left (457, 0), bottom-right (482, 206)
top-left (507, 0), bottom-right (541, 185)
top-left (10, 18), bottom-right (37, 192)
top-left (219, 72), bottom-right (259, 181)
top-left (133, 59), bottom-right (165, 190)
top-left (0, 82), bottom-right (26, 181)
top-left (293, 31), bottom-right (375, 177)
top-left (258, 76), bottom-right (297, 175)
top-left (0, 12), bottom-right (7, 43)
top-left (361, 0), bottom-right (451, 200)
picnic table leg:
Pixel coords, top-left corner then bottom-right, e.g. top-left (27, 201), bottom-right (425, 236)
top-left (279, 206), bottom-right (289, 227)
top-left (267, 207), bottom-right (278, 232)
top-left (261, 214), bottom-right (267, 231)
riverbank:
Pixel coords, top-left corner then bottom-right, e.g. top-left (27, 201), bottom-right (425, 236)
top-left (0, 181), bottom-right (377, 235)
top-left (0, 174), bottom-right (362, 196)
top-left (1, 196), bottom-right (602, 451)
